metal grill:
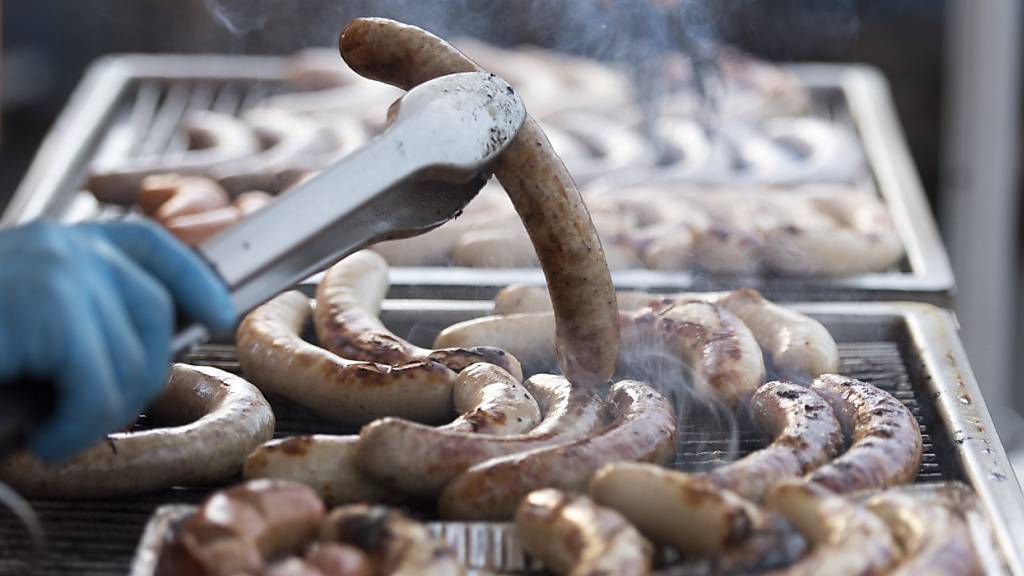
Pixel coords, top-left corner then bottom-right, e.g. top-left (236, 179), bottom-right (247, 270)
top-left (2, 55), bottom-right (954, 304)
top-left (0, 303), bottom-right (998, 575)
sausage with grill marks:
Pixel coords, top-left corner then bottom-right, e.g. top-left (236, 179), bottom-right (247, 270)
top-left (589, 463), bottom-right (807, 573)
top-left (339, 17), bottom-right (620, 388)
top-left (515, 489), bottom-right (653, 576)
top-left (319, 504), bottom-right (464, 576)
top-left (0, 364), bottom-right (274, 498)
top-left (437, 299), bottom-right (765, 408)
top-left (236, 290), bottom-right (456, 425)
top-left (807, 374), bottom-right (923, 493)
top-left (314, 250), bottom-right (522, 379)
top-left (707, 381), bottom-right (843, 500)
top-left (493, 285), bottom-right (838, 382)
top-left (762, 480), bottom-right (897, 575)
top-left (865, 492), bottom-right (979, 576)
top-left (356, 374), bottom-right (604, 498)
top-left (438, 380), bottom-right (677, 520)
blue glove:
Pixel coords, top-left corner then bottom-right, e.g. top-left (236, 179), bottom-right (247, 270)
top-left (0, 219), bottom-right (236, 461)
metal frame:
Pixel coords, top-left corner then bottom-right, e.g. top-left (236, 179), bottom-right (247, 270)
top-left (1, 55), bottom-right (954, 303)
top-left (127, 300), bottom-right (1022, 574)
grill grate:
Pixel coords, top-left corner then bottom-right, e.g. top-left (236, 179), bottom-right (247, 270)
top-left (0, 340), bottom-right (953, 575)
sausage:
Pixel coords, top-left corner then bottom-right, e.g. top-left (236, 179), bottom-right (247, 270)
top-left (235, 190), bottom-right (275, 215)
top-left (356, 374), bottom-right (604, 498)
top-left (340, 17), bottom-right (620, 388)
top-left (515, 489), bottom-right (653, 576)
top-left (319, 504), bottom-right (464, 576)
top-left (450, 227), bottom-right (538, 268)
top-left (313, 251), bottom-right (523, 380)
top-left (166, 480), bottom-right (326, 576)
top-left (447, 362), bottom-right (541, 435)
top-left (865, 492), bottom-right (979, 576)
top-left (438, 380), bottom-right (677, 520)
top-left (304, 543), bottom-right (374, 576)
top-left (707, 381), bottom-right (843, 500)
top-left (589, 463), bottom-right (806, 573)
top-left (88, 111), bottom-right (261, 204)
top-left (236, 291), bottom-right (455, 425)
top-left (141, 174), bottom-right (231, 223)
top-left (762, 480), bottom-right (897, 575)
top-left (0, 364), bottom-right (274, 498)
top-left (806, 374), bottom-right (923, 493)
top-left (764, 191), bottom-right (904, 276)
top-left (215, 109), bottom-right (326, 194)
top-left (493, 286), bottom-right (838, 382)
top-left (243, 435), bottom-right (397, 506)
top-left (438, 299), bottom-right (765, 407)
top-left (164, 205), bottom-right (244, 246)
top-left (264, 558), bottom-right (324, 576)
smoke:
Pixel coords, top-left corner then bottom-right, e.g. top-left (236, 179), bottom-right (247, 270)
top-left (203, 0), bottom-right (268, 36)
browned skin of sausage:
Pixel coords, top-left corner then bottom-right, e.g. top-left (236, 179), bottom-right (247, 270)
top-left (0, 364), bottom-right (275, 499)
top-left (305, 543), bottom-right (374, 576)
top-left (707, 381), bottom-right (843, 500)
top-left (339, 17), bottom-right (620, 388)
top-left (319, 504), bottom-right (464, 576)
top-left (356, 374), bottom-right (605, 498)
top-left (313, 251), bottom-right (523, 380)
top-left (807, 374), bottom-right (923, 493)
top-left (166, 480), bottom-right (326, 576)
top-left (515, 488), bottom-right (653, 576)
top-left (438, 380), bottom-right (677, 520)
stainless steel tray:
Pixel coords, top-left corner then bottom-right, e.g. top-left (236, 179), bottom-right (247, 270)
top-left (0, 300), bottom-right (1019, 574)
top-left (1, 54), bottom-right (954, 304)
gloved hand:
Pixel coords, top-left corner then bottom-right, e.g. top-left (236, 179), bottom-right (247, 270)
top-left (0, 220), bottom-right (236, 461)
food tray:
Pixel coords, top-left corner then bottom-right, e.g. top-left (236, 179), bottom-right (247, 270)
top-left (0, 54), bottom-right (954, 304)
top-left (0, 300), bottom-right (1016, 574)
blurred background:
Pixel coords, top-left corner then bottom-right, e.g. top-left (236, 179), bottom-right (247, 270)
top-left (2, 1), bottom-right (1022, 454)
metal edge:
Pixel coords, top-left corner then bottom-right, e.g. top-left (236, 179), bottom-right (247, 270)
top-left (1, 54), bottom-right (288, 227)
top-left (3, 56), bottom-right (955, 299)
top-left (794, 301), bottom-right (1024, 574)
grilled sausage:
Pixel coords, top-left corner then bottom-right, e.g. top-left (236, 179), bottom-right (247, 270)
top-left (707, 381), bottom-right (843, 500)
top-left (439, 380), bottom-right (677, 520)
top-left (243, 435), bottom-right (397, 506)
top-left (356, 374), bottom-right (604, 498)
top-left (235, 190), bottom-right (274, 215)
top-left (493, 285), bottom-right (838, 382)
top-left (807, 374), bottom-right (923, 493)
top-left (88, 111), bottom-right (261, 204)
top-left (447, 362), bottom-right (540, 435)
top-left (340, 17), bottom-right (620, 388)
top-left (215, 109), bottom-right (326, 194)
top-left (515, 489), bottom-right (653, 576)
top-left (865, 492), bottom-right (979, 576)
top-left (304, 543), bottom-right (374, 576)
top-left (313, 251), bottom-right (522, 379)
top-left (320, 504), bottom-right (464, 576)
top-left (437, 300), bottom-right (765, 407)
top-left (236, 291), bottom-right (455, 425)
top-left (165, 480), bottom-right (326, 576)
top-left (590, 463), bottom-right (806, 573)
top-left (141, 174), bottom-right (231, 223)
top-left (0, 364), bottom-right (274, 498)
top-left (763, 192), bottom-right (904, 276)
top-left (164, 205), bottom-right (243, 246)
top-left (762, 480), bottom-right (897, 575)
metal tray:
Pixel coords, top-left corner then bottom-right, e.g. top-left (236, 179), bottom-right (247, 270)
top-left (0, 54), bottom-right (954, 304)
top-left (0, 300), bottom-right (1014, 574)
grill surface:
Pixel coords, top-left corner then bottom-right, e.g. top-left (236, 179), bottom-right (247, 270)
top-left (0, 304), bottom-right (987, 575)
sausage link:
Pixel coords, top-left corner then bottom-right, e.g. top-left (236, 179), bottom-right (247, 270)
top-left (515, 488), bottom-right (653, 576)
top-left (339, 17), bottom-right (620, 388)
top-left (865, 492), bottom-right (979, 576)
top-left (807, 374), bottom-right (923, 493)
top-left (438, 380), bottom-right (677, 520)
top-left (0, 364), bottom-right (274, 498)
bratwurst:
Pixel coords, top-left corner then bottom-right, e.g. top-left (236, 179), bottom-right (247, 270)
top-left (339, 17), bottom-right (620, 388)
